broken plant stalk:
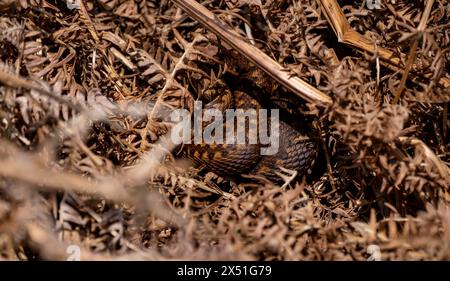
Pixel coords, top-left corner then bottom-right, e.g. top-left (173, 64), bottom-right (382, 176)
top-left (171, 0), bottom-right (332, 106)
top-left (318, 0), bottom-right (450, 92)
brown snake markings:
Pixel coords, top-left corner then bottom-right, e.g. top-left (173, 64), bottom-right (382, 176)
top-left (183, 80), bottom-right (318, 183)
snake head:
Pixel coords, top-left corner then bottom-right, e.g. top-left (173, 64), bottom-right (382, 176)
top-left (200, 79), bottom-right (233, 112)
top-left (201, 79), bottom-right (229, 102)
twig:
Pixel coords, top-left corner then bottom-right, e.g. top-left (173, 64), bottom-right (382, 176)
top-left (0, 140), bottom-right (187, 228)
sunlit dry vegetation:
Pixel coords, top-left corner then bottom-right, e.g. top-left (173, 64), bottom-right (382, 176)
top-left (0, 0), bottom-right (449, 260)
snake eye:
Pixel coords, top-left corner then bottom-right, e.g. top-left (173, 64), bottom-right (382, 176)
top-left (202, 80), bottom-right (228, 101)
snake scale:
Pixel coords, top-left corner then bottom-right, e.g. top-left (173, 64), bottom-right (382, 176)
top-left (182, 78), bottom-right (318, 183)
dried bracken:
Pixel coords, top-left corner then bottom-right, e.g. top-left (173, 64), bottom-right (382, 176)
top-left (0, 0), bottom-right (448, 261)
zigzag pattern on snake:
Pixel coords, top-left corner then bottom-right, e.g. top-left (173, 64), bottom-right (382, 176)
top-left (183, 80), bottom-right (318, 183)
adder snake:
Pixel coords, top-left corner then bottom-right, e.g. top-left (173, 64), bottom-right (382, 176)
top-left (183, 79), bottom-right (318, 183)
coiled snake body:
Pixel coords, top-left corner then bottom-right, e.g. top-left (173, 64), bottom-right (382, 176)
top-left (184, 80), bottom-right (318, 183)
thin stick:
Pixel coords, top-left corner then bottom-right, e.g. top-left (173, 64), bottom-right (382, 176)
top-left (393, 39), bottom-right (419, 104)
